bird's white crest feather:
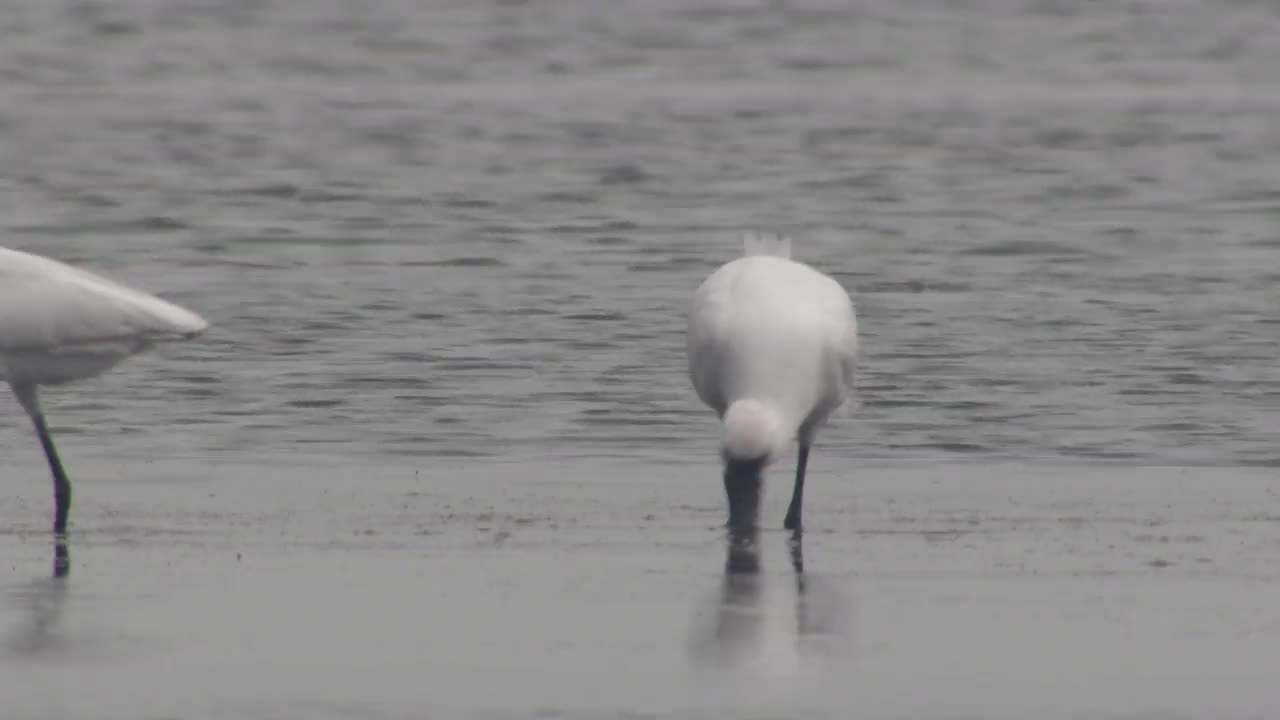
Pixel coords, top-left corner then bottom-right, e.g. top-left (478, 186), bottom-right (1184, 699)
top-left (742, 232), bottom-right (792, 259)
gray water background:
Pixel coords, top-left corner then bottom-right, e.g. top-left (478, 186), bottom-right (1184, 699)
top-left (1, 0), bottom-right (1278, 468)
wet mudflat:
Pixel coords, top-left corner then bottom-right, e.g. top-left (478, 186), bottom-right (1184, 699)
top-left (3, 457), bottom-right (1278, 720)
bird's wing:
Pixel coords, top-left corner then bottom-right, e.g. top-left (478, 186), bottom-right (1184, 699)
top-left (817, 275), bottom-right (859, 398)
top-left (687, 292), bottom-right (731, 415)
top-left (0, 254), bottom-right (207, 351)
top-left (838, 317), bottom-right (859, 392)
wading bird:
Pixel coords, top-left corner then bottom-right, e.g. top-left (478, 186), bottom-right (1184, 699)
top-left (686, 234), bottom-right (857, 531)
top-left (0, 247), bottom-right (208, 573)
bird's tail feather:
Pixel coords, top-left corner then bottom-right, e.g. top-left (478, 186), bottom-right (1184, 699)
top-left (742, 232), bottom-right (792, 259)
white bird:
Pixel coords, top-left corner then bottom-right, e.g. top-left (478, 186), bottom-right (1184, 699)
top-left (686, 234), bottom-right (857, 531)
top-left (0, 246), bottom-right (208, 561)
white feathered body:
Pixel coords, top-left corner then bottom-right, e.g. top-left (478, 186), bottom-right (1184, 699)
top-left (0, 247), bottom-right (208, 386)
top-left (687, 241), bottom-right (857, 458)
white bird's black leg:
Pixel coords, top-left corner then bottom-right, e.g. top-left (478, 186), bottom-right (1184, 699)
top-left (52, 540), bottom-right (69, 578)
top-left (788, 529), bottom-right (807, 637)
top-left (12, 384), bottom-right (72, 576)
top-left (783, 443), bottom-right (810, 531)
top-left (788, 528), bottom-right (804, 576)
top-left (32, 413), bottom-right (74, 578)
top-left (31, 414), bottom-right (73, 538)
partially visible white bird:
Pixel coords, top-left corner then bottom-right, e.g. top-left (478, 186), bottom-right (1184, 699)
top-left (0, 246), bottom-right (208, 558)
top-left (686, 234), bottom-right (857, 531)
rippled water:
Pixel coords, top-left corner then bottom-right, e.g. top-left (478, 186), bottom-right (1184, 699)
top-left (1, 0), bottom-right (1278, 467)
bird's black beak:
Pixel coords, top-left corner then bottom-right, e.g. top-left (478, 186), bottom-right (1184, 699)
top-left (723, 457), bottom-right (765, 530)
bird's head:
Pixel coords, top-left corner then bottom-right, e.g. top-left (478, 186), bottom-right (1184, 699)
top-left (720, 400), bottom-right (785, 530)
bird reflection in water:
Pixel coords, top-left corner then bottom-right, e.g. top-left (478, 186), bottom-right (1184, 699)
top-left (3, 537), bottom-right (74, 660)
top-left (691, 526), bottom-right (846, 671)
top-left (4, 574), bottom-right (70, 659)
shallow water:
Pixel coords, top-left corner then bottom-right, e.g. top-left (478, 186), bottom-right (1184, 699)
top-left (2, 0), bottom-right (1280, 717)
top-left (5, 459), bottom-right (1280, 719)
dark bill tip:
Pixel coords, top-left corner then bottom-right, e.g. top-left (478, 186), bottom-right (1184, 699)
top-left (723, 456), bottom-right (765, 531)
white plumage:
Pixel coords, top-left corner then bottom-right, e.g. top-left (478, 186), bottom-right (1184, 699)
top-left (686, 234), bottom-right (857, 530)
top-left (0, 246), bottom-right (208, 573)
top-left (0, 247), bottom-right (207, 385)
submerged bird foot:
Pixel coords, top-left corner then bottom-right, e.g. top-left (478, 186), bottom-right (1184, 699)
top-left (53, 537), bottom-right (70, 578)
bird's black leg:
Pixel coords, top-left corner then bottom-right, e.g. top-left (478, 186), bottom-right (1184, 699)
top-left (11, 383), bottom-right (71, 577)
top-left (30, 415), bottom-right (72, 538)
top-left (787, 528), bottom-right (804, 576)
top-left (788, 528), bottom-right (807, 637)
top-left (783, 443), bottom-right (810, 531)
top-left (52, 541), bottom-right (69, 578)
